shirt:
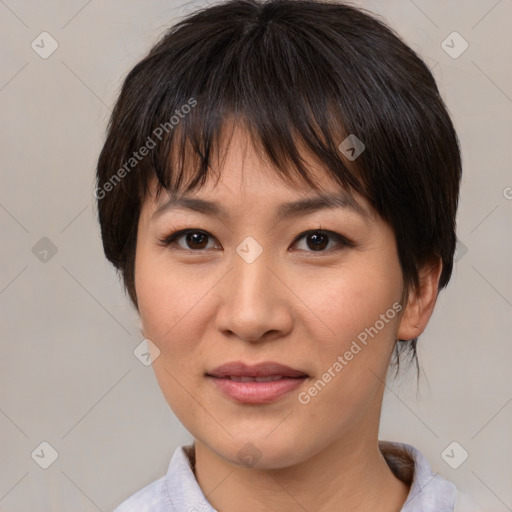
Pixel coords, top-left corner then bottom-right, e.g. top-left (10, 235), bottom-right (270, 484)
top-left (112, 441), bottom-right (483, 512)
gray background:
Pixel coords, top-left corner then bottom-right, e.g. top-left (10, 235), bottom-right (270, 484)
top-left (1, 0), bottom-right (511, 510)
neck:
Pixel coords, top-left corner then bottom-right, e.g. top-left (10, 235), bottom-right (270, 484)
top-left (193, 429), bottom-right (410, 512)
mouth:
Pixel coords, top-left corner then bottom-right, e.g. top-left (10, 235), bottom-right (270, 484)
top-left (206, 361), bottom-right (309, 404)
top-left (221, 375), bottom-right (297, 382)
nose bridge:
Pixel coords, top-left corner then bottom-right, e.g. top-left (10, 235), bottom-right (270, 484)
top-left (231, 236), bottom-right (273, 308)
top-left (215, 236), bottom-right (289, 341)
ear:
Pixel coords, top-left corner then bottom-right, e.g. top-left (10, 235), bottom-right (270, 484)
top-left (396, 258), bottom-right (443, 341)
top-left (137, 315), bottom-right (145, 337)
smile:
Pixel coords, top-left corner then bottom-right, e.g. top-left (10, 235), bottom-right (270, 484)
top-left (206, 360), bottom-right (309, 404)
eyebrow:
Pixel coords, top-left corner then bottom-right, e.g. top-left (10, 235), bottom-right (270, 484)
top-left (151, 191), bottom-right (370, 221)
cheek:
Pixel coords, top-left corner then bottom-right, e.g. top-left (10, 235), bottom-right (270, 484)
top-left (296, 251), bottom-right (404, 412)
top-left (297, 256), bottom-right (403, 351)
top-left (134, 244), bottom-right (204, 368)
top-left (134, 247), bottom-right (212, 420)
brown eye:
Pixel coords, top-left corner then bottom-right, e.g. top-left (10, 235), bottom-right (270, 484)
top-left (159, 229), bottom-right (219, 251)
top-left (184, 231), bottom-right (209, 250)
top-left (292, 230), bottom-right (353, 252)
top-left (305, 232), bottom-right (329, 251)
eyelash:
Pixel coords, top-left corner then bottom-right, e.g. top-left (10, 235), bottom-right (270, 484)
top-left (157, 227), bottom-right (355, 254)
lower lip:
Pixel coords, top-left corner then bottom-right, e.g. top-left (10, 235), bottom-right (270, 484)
top-left (207, 376), bottom-right (307, 404)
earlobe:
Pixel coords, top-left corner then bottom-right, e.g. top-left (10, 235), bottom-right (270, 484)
top-left (396, 258), bottom-right (443, 342)
top-left (137, 315), bottom-right (145, 337)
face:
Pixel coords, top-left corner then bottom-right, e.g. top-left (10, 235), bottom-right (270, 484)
top-left (134, 126), bottom-right (407, 469)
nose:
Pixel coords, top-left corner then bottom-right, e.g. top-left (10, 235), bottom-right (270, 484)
top-left (214, 244), bottom-right (293, 343)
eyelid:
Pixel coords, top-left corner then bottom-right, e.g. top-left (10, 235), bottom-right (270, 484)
top-left (157, 228), bottom-right (220, 250)
top-left (157, 227), bottom-right (355, 252)
top-left (290, 229), bottom-right (355, 250)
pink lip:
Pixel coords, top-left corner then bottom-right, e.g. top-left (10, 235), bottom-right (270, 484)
top-left (206, 361), bottom-right (308, 404)
top-left (207, 361), bottom-right (307, 378)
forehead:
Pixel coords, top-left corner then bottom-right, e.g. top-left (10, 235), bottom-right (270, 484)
top-left (145, 123), bottom-right (375, 220)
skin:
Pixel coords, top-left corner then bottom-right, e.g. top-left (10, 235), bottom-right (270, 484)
top-left (134, 124), bottom-right (442, 512)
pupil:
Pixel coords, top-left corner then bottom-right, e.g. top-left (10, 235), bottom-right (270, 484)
top-left (188, 232), bottom-right (207, 249)
top-left (308, 233), bottom-right (328, 251)
top-left (184, 232), bottom-right (329, 251)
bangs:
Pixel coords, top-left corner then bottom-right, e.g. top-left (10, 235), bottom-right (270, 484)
top-left (123, 8), bottom-right (380, 204)
top-left (97, 0), bottom-right (462, 315)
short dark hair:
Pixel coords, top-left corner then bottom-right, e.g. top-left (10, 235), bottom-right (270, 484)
top-left (95, 0), bottom-right (462, 372)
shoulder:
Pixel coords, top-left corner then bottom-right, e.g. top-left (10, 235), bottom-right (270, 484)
top-left (112, 474), bottom-right (171, 512)
top-left (111, 443), bottom-right (213, 512)
top-left (379, 441), bottom-right (481, 512)
top-left (454, 490), bottom-right (484, 512)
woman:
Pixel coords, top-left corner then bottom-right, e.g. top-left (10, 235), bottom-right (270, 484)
top-left (96, 0), bottom-right (482, 510)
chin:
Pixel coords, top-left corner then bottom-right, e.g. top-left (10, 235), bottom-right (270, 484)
top-left (205, 431), bottom-right (311, 470)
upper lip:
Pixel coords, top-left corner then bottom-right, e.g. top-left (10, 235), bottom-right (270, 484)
top-left (207, 361), bottom-right (308, 378)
